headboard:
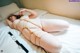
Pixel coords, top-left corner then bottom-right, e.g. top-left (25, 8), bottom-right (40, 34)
top-left (0, 0), bottom-right (23, 7)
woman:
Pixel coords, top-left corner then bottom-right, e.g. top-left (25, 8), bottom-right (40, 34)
top-left (7, 8), bottom-right (69, 32)
top-left (6, 9), bottom-right (70, 53)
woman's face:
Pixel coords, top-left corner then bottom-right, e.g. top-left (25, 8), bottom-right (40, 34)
top-left (10, 16), bottom-right (16, 22)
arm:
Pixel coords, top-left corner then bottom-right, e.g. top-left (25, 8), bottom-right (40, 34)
top-left (19, 9), bottom-right (37, 18)
top-left (6, 19), bottom-right (14, 28)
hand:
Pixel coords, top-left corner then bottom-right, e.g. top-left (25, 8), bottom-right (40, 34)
top-left (19, 8), bottom-right (37, 18)
top-left (19, 9), bottom-right (27, 16)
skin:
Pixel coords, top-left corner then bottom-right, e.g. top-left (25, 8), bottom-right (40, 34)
top-left (19, 9), bottom-right (37, 18)
top-left (9, 16), bottom-right (17, 22)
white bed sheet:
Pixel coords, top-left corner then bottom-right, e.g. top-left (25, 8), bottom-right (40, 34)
top-left (0, 21), bottom-right (7, 28)
top-left (0, 26), bottom-right (46, 53)
top-left (38, 13), bottom-right (80, 53)
top-left (0, 27), bottom-right (26, 53)
top-left (0, 9), bottom-right (80, 53)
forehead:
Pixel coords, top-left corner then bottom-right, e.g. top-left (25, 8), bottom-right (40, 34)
top-left (10, 15), bottom-right (16, 19)
top-left (10, 15), bottom-right (16, 18)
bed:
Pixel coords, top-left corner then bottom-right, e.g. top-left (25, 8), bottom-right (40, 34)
top-left (0, 3), bottom-right (80, 53)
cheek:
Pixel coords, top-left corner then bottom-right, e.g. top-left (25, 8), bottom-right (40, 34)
top-left (13, 16), bottom-right (16, 19)
top-left (11, 17), bottom-right (16, 21)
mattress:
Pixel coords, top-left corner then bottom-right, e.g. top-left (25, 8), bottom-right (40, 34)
top-left (0, 9), bottom-right (80, 53)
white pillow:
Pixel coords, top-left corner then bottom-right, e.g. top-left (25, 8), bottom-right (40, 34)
top-left (0, 3), bottom-right (20, 20)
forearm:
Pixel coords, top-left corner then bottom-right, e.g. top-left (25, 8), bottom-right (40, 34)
top-left (25, 9), bottom-right (37, 18)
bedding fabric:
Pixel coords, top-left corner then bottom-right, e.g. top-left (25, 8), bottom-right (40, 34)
top-left (38, 13), bottom-right (80, 53)
top-left (0, 26), bottom-right (46, 53)
top-left (0, 20), bottom-right (7, 28)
